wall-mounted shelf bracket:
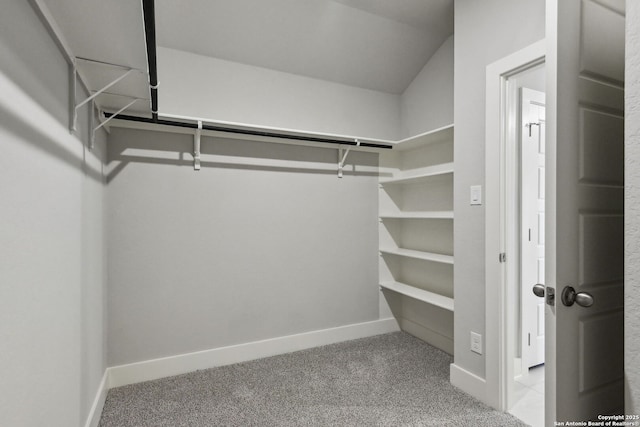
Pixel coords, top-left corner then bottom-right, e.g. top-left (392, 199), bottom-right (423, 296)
top-left (69, 64), bottom-right (77, 132)
top-left (338, 139), bottom-right (360, 178)
top-left (90, 98), bottom-right (139, 149)
top-left (193, 121), bottom-right (202, 171)
top-left (88, 99), bottom-right (94, 150)
top-left (73, 68), bottom-right (137, 132)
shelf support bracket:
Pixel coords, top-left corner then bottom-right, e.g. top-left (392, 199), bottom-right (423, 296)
top-left (73, 68), bottom-right (137, 132)
top-left (193, 120), bottom-right (202, 171)
top-left (91, 98), bottom-right (139, 148)
top-left (338, 139), bottom-right (360, 178)
top-left (88, 98), bottom-right (94, 150)
top-left (69, 63), bottom-right (77, 132)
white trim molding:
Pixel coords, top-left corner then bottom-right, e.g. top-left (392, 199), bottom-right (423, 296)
top-left (85, 319), bottom-right (398, 424)
top-left (108, 318), bottom-right (399, 389)
top-left (450, 363), bottom-right (489, 405)
top-left (485, 39), bottom-right (546, 411)
top-left (84, 371), bottom-right (109, 427)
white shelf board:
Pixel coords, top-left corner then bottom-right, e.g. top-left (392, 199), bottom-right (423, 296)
top-left (380, 162), bottom-right (454, 185)
top-left (158, 113), bottom-right (394, 152)
top-left (393, 124), bottom-right (454, 151)
top-left (380, 247), bottom-right (454, 265)
top-left (109, 112), bottom-right (396, 154)
top-left (379, 211), bottom-right (454, 220)
top-left (380, 281), bottom-right (454, 311)
top-left (110, 116), bottom-right (453, 154)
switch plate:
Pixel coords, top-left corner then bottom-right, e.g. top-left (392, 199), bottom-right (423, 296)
top-left (470, 332), bottom-right (483, 354)
top-left (470, 185), bottom-right (482, 205)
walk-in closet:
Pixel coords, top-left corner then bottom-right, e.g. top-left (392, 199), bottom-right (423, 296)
top-left (6, 1), bottom-right (604, 426)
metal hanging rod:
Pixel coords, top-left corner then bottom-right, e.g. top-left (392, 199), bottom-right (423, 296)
top-left (130, 0), bottom-right (391, 152)
top-left (142, 0), bottom-right (159, 121)
top-left (103, 113), bottom-right (394, 149)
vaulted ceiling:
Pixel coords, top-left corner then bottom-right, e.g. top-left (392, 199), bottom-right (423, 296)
top-left (155, 0), bottom-right (453, 94)
top-left (42, 0), bottom-right (453, 114)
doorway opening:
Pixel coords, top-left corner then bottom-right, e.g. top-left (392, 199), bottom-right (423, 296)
top-left (487, 3), bottom-right (626, 422)
top-left (507, 67), bottom-right (546, 427)
top-left (484, 39), bottom-right (546, 426)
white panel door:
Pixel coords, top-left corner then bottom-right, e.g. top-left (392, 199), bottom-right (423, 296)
top-left (521, 88), bottom-right (545, 369)
top-left (546, 0), bottom-right (625, 424)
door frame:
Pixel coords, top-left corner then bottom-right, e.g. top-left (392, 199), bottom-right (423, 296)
top-left (485, 39), bottom-right (546, 411)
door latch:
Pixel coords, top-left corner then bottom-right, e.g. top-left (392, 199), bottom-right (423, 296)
top-left (545, 287), bottom-right (555, 306)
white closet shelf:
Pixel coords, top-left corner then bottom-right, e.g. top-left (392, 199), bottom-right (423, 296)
top-left (380, 162), bottom-right (454, 185)
top-left (379, 247), bottom-right (454, 264)
top-left (393, 124), bottom-right (454, 151)
top-left (149, 113), bottom-right (395, 153)
top-left (379, 211), bottom-right (454, 220)
top-left (380, 281), bottom-right (454, 312)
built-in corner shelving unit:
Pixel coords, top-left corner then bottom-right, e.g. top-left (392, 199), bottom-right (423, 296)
top-left (379, 124), bottom-right (454, 354)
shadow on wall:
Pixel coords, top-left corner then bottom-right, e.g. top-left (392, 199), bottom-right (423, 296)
top-left (106, 128), bottom-right (380, 183)
top-left (0, 90), bottom-right (103, 184)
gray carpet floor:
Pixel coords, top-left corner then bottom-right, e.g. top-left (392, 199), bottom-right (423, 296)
top-left (99, 332), bottom-right (527, 426)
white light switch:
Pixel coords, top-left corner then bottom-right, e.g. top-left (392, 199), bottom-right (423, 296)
top-left (470, 185), bottom-right (482, 205)
top-left (470, 332), bottom-right (483, 354)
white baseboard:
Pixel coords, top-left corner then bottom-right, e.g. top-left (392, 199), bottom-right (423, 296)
top-left (450, 363), bottom-right (489, 405)
top-left (84, 370), bottom-right (109, 427)
top-left (108, 318), bottom-right (399, 389)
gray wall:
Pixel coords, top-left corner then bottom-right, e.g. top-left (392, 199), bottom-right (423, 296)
top-left (400, 35), bottom-right (454, 139)
top-left (626, 0), bottom-right (640, 413)
top-left (0, 2), bottom-right (107, 426)
top-left (106, 128), bottom-right (380, 365)
top-left (158, 47), bottom-right (401, 140)
top-left (453, 0), bottom-right (545, 378)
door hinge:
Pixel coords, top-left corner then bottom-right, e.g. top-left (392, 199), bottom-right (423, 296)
top-left (499, 253), bottom-right (507, 263)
